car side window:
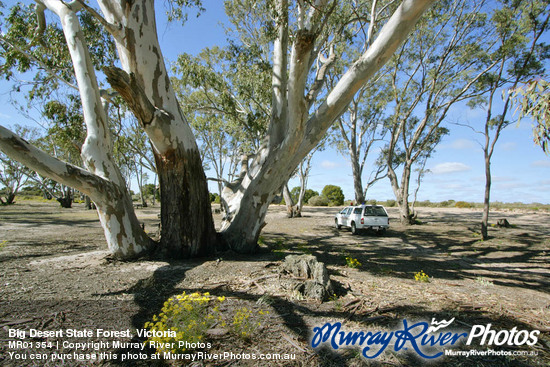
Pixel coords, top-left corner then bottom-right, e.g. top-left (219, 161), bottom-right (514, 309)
top-left (353, 208), bottom-right (362, 214)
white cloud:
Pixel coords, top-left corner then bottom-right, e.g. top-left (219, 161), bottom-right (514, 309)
top-left (531, 160), bottom-right (550, 168)
top-left (449, 139), bottom-right (476, 150)
top-left (431, 162), bottom-right (471, 175)
top-left (321, 160), bottom-right (338, 169)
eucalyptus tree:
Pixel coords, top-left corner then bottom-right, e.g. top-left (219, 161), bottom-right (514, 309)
top-left (217, 0), bottom-right (436, 251)
top-left (474, 0), bottom-right (549, 240)
top-left (0, 126), bottom-right (35, 205)
top-left (383, 0), bottom-right (496, 224)
top-left (285, 144), bottom-right (322, 217)
top-left (332, 85), bottom-right (391, 204)
top-left (0, 154), bottom-right (30, 205)
top-left (0, 0), bottom-right (436, 258)
top-left (172, 46), bottom-right (270, 210)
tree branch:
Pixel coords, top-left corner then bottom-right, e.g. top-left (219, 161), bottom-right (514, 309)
top-left (75, 0), bottom-right (120, 38)
top-left (104, 67), bottom-right (163, 127)
top-left (0, 124), bottom-right (114, 203)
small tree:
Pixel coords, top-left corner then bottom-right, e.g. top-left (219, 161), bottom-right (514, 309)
top-left (322, 185), bottom-right (344, 206)
top-left (474, 0), bottom-right (549, 240)
top-left (0, 152), bottom-right (31, 205)
top-left (384, 0), bottom-right (496, 224)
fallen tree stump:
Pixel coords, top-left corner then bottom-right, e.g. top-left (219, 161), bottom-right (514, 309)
top-left (497, 218), bottom-right (511, 228)
top-left (279, 255), bottom-right (333, 301)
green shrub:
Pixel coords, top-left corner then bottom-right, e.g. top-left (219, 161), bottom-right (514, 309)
top-left (322, 185), bottom-right (344, 206)
top-left (289, 187), bottom-right (319, 204)
top-left (209, 193), bottom-right (221, 203)
top-left (308, 195), bottom-right (329, 206)
top-left (440, 200), bottom-right (455, 207)
top-left (366, 199), bottom-right (377, 205)
top-left (455, 201), bottom-right (474, 208)
top-left (385, 199), bottom-right (397, 207)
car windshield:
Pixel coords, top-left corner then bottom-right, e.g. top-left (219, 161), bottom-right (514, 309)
top-left (363, 206), bottom-right (387, 216)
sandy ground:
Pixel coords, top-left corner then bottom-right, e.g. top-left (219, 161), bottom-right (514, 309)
top-left (0, 201), bottom-right (549, 366)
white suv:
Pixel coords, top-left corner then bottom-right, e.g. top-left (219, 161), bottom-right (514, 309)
top-left (335, 205), bottom-right (389, 235)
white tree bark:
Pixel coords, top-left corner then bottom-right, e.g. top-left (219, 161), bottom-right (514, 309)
top-left (221, 0), bottom-right (437, 251)
top-left (26, 0), bottom-right (153, 258)
top-left (98, 0), bottom-right (216, 257)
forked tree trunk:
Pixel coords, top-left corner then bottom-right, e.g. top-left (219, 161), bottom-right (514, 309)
top-left (220, 0), bottom-right (436, 252)
top-left (0, 0), bottom-right (154, 259)
top-left (282, 184), bottom-right (295, 218)
top-left (388, 160), bottom-right (416, 225)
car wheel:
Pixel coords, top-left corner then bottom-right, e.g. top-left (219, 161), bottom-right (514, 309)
top-left (335, 219), bottom-right (341, 230)
top-left (351, 222), bottom-right (357, 235)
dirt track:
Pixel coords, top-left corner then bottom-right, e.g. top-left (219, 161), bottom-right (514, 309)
top-left (0, 201), bottom-right (549, 366)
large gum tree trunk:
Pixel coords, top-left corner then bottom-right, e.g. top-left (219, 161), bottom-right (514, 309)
top-left (155, 147), bottom-right (216, 257)
top-left (100, 0), bottom-right (216, 258)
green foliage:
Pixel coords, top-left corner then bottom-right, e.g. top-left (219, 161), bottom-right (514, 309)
top-left (165, 0), bottom-right (204, 23)
top-left (0, 2), bottom-right (116, 99)
top-left (455, 201), bottom-right (475, 208)
top-left (308, 195), bottom-right (329, 207)
top-left (290, 187), bottom-right (318, 204)
top-left (512, 79), bottom-right (550, 154)
top-left (321, 185), bottom-right (344, 206)
top-left (440, 200), bottom-right (456, 207)
top-left (209, 192), bottom-right (220, 203)
top-left (172, 44), bottom-right (270, 183)
top-left (385, 199), bottom-right (397, 207)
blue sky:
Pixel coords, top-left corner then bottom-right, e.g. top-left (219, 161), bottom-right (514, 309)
top-left (173, 1), bottom-right (550, 204)
top-left (1, 0), bottom-right (549, 204)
